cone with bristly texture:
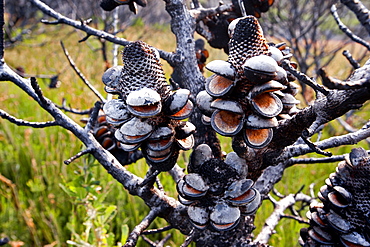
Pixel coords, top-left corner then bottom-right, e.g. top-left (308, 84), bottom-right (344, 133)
top-left (101, 41), bottom-right (195, 172)
top-left (299, 147), bottom-right (370, 246)
top-left (177, 144), bottom-right (261, 232)
top-left (196, 16), bottom-right (300, 153)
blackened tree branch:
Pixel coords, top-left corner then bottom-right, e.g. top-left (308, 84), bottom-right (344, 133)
top-left (57, 98), bottom-right (92, 115)
top-left (60, 41), bottom-right (106, 103)
top-left (253, 193), bottom-right (313, 244)
top-left (29, 0), bottom-right (179, 65)
top-left (281, 59), bottom-right (330, 95)
top-left (0, 109), bottom-right (58, 128)
top-left (189, 4), bottom-right (233, 22)
top-left (64, 148), bottom-right (94, 165)
top-left (277, 121), bottom-right (370, 164)
top-left (331, 4), bottom-right (370, 51)
top-left (343, 50), bottom-right (361, 69)
top-left (318, 67), bottom-right (369, 89)
top-left (164, 0), bottom-right (222, 157)
top-left (124, 209), bottom-right (159, 247)
top-left (340, 0), bottom-right (370, 35)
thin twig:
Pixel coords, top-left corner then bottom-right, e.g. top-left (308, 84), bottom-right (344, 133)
top-left (331, 4), bottom-right (370, 51)
top-left (84, 101), bottom-right (102, 132)
top-left (142, 225), bottom-right (173, 235)
top-left (253, 193), bottom-right (313, 244)
top-left (180, 229), bottom-right (196, 247)
top-left (301, 132), bottom-right (332, 157)
top-left (281, 214), bottom-right (309, 224)
top-left (124, 209), bottom-right (159, 247)
top-left (57, 98), bottom-right (92, 115)
top-left (141, 168), bottom-right (161, 187)
top-left (64, 148), bottom-right (94, 165)
top-left (342, 50), bottom-right (360, 69)
top-left (30, 77), bottom-right (47, 105)
top-left (60, 41), bottom-right (106, 102)
top-left (29, 0), bottom-right (177, 64)
top-left (281, 60), bottom-right (330, 95)
top-left (155, 177), bottom-right (164, 192)
top-left (140, 236), bottom-right (157, 247)
top-left (157, 234), bottom-right (172, 247)
top-left (141, 233), bottom-right (171, 247)
top-left (272, 188), bottom-right (284, 199)
top-left (0, 109), bottom-right (58, 128)
top-left (340, 0), bottom-right (370, 35)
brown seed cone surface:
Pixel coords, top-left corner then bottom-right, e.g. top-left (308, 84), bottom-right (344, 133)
top-left (300, 148), bottom-right (370, 246)
top-left (120, 40), bottom-right (170, 99)
top-left (343, 156), bottom-right (370, 229)
top-left (228, 16), bottom-right (270, 76)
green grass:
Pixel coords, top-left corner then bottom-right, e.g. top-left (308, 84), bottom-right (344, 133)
top-left (0, 20), bottom-right (369, 247)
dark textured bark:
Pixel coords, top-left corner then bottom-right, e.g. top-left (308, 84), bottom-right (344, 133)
top-left (341, 0), bottom-right (370, 35)
top-left (165, 0), bottom-right (222, 157)
top-left (0, 0), bottom-right (3, 60)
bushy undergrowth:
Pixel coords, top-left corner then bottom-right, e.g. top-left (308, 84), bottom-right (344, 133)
top-left (0, 22), bottom-right (368, 247)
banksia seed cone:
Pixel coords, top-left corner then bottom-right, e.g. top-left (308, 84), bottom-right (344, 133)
top-left (228, 16), bottom-right (270, 76)
top-left (101, 40), bottom-right (195, 172)
top-left (300, 147), bottom-right (370, 246)
top-left (196, 16), bottom-right (300, 152)
top-left (177, 144), bottom-right (261, 231)
top-left (119, 40), bottom-right (169, 99)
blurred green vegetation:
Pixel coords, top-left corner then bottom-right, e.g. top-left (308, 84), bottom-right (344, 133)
top-left (0, 18), bottom-right (369, 247)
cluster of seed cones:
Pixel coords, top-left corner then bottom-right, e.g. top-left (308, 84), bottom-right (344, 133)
top-left (82, 114), bottom-right (142, 165)
top-left (196, 16), bottom-right (300, 152)
top-left (176, 144), bottom-right (261, 232)
top-left (101, 41), bottom-right (195, 172)
top-left (300, 147), bottom-right (370, 246)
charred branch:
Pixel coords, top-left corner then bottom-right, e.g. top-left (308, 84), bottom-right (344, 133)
top-left (0, 109), bottom-right (58, 128)
top-left (318, 67), bottom-right (369, 89)
top-left (190, 4), bottom-right (233, 22)
top-left (84, 101), bottom-right (101, 132)
top-left (331, 4), bottom-right (370, 51)
top-left (343, 50), bottom-right (361, 69)
top-left (253, 193), bottom-right (313, 244)
top-left (281, 60), bottom-right (329, 95)
top-left (64, 148), bottom-right (94, 165)
top-left (165, 0), bottom-right (222, 157)
top-left (340, 0), bottom-right (370, 35)
top-left (276, 120), bottom-right (370, 165)
top-left (57, 98), bottom-right (92, 115)
top-left (268, 60), bottom-right (370, 153)
top-left (60, 41), bottom-right (106, 102)
top-left (300, 133), bottom-right (332, 156)
top-left (125, 209), bottom-right (159, 247)
top-left (29, 0), bottom-right (176, 65)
